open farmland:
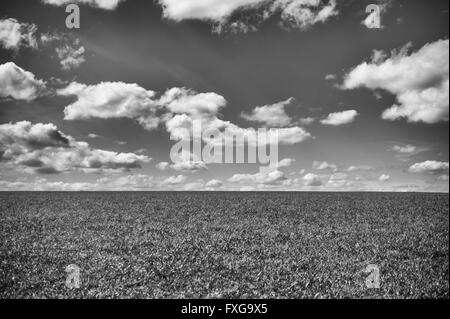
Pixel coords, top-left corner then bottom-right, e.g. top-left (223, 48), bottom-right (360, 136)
top-left (0, 192), bottom-right (448, 299)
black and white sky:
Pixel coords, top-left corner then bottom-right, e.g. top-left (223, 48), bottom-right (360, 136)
top-left (0, 0), bottom-right (448, 192)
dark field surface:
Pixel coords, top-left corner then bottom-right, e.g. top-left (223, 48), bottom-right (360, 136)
top-left (0, 192), bottom-right (448, 299)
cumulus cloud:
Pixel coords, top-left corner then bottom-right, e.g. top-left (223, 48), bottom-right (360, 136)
top-left (228, 170), bottom-right (287, 185)
top-left (379, 174), bottom-right (391, 182)
top-left (0, 18), bottom-right (37, 50)
top-left (313, 160), bottom-right (337, 171)
top-left (409, 161), bottom-right (449, 175)
top-left (342, 39), bottom-right (449, 124)
top-left (156, 162), bottom-right (170, 171)
top-left (157, 0), bottom-right (338, 33)
top-left (0, 62), bottom-right (46, 101)
top-left (271, 158), bottom-right (296, 169)
top-left (159, 87), bottom-right (227, 117)
top-left (327, 172), bottom-right (353, 188)
top-left (58, 81), bottom-right (162, 130)
top-left (270, 0), bottom-right (338, 30)
top-left (56, 40), bottom-right (86, 71)
top-left (320, 110), bottom-right (358, 126)
top-left (162, 175), bottom-right (187, 185)
top-left (0, 121), bottom-right (150, 174)
top-left (171, 161), bottom-right (208, 172)
top-left (303, 173), bottom-right (322, 186)
top-left (241, 98), bottom-right (294, 127)
top-left (58, 81), bottom-right (313, 147)
top-left (206, 179), bottom-right (223, 188)
top-left (41, 0), bottom-right (125, 10)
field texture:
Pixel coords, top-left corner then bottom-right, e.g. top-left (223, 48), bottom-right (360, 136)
top-left (0, 192), bottom-right (448, 299)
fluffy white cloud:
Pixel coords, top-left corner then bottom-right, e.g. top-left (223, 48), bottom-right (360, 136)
top-left (379, 174), bottom-right (391, 182)
top-left (0, 62), bottom-right (46, 101)
top-left (206, 179), bottom-right (223, 188)
top-left (271, 0), bottom-right (338, 30)
top-left (157, 0), bottom-right (338, 32)
top-left (241, 98), bottom-right (294, 127)
top-left (58, 81), bottom-right (162, 130)
top-left (171, 161), bottom-right (208, 172)
top-left (303, 173), bottom-right (322, 186)
top-left (162, 175), bottom-right (187, 185)
top-left (159, 87), bottom-right (226, 116)
top-left (41, 0), bottom-right (125, 10)
top-left (320, 110), bottom-right (358, 126)
top-left (228, 170), bottom-right (287, 185)
top-left (409, 161), bottom-right (449, 174)
top-left (56, 40), bottom-right (86, 71)
top-left (271, 158), bottom-right (296, 169)
top-left (157, 0), bottom-right (265, 21)
top-left (0, 121), bottom-right (150, 174)
top-left (0, 18), bottom-right (37, 50)
top-left (156, 162), bottom-right (170, 171)
top-left (58, 81), bottom-right (312, 147)
top-left (327, 172), bottom-right (352, 188)
top-left (342, 39), bottom-right (449, 124)
top-left (313, 160), bottom-right (337, 171)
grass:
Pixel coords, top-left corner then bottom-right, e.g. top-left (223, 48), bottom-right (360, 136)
top-left (0, 192), bottom-right (448, 299)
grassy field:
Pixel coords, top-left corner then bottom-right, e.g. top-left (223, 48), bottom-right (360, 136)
top-left (0, 192), bottom-right (448, 299)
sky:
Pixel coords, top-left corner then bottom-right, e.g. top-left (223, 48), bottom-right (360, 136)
top-left (0, 0), bottom-right (448, 192)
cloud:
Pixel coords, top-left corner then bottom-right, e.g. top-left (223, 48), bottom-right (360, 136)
top-left (157, 0), bottom-right (338, 33)
top-left (392, 144), bottom-right (417, 154)
top-left (379, 174), bottom-right (391, 182)
top-left (162, 175), bottom-right (187, 185)
top-left (171, 161), bottom-right (208, 172)
top-left (303, 173), bottom-right (323, 186)
top-left (271, 158), bottom-right (296, 169)
top-left (320, 110), bottom-right (358, 126)
top-left (58, 81), bottom-right (312, 146)
top-left (1, 19), bottom-right (86, 70)
top-left (59, 83), bottom-right (226, 131)
top-left (347, 165), bottom-right (375, 172)
top-left (0, 121), bottom-right (150, 174)
top-left (0, 62), bottom-right (46, 101)
top-left (313, 160), bottom-right (337, 171)
top-left (159, 87), bottom-right (227, 116)
top-left (342, 39), bottom-right (449, 124)
top-left (157, 0), bottom-right (266, 21)
top-left (156, 162), bottom-right (170, 171)
top-left (56, 39), bottom-right (86, 71)
top-left (0, 18), bottom-right (37, 50)
top-left (241, 98), bottom-right (294, 127)
top-left (206, 179), bottom-right (223, 188)
top-left (299, 117), bottom-right (315, 125)
top-left (58, 81), bottom-right (162, 130)
top-left (41, 0), bottom-right (125, 10)
top-left (409, 161), bottom-right (449, 175)
top-left (228, 170), bottom-right (287, 185)
top-left (271, 0), bottom-right (338, 30)
top-left (327, 172), bottom-right (353, 188)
